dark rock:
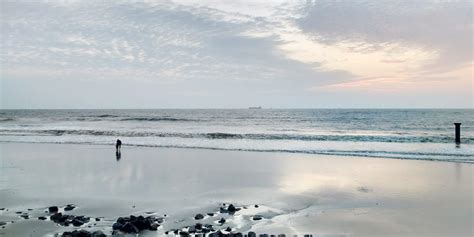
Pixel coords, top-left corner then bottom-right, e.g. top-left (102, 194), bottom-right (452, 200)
top-left (252, 215), bottom-right (263, 221)
top-left (259, 234), bottom-right (269, 237)
top-left (72, 218), bottom-right (84, 227)
top-left (233, 233), bottom-right (243, 237)
top-left (27, 208), bottom-right (33, 211)
top-left (207, 213), bottom-right (215, 216)
top-left (72, 229), bottom-right (91, 237)
top-left (15, 211), bottom-right (22, 214)
top-left (149, 222), bottom-right (160, 230)
top-left (218, 218), bottom-right (226, 224)
top-left (179, 231), bottom-right (189, 236)
top-left (0, 208), bottom-right (4, 211)
top-left (64, 204), bottom-right (75, 211)
top-left (95, 218), bottom-right (100, 221)
top-left (116, 217), bottom-right (127, 224)
top-left (50, 212), bottom-right (63, 222)
top-left (38, 216), bottom-right (47, 220)
top-left (0, 222), bottom-right (6, 226)
top-left (113, 215), bottom-right (163, 233)
top-left (62, 231), bottom-right (73, 237)
top-left (225, 227), bottom-right (232, 232)
top-left (195, 223), bottom-right (203, 230)
top-left (278, 235), bottom-right (286, 237)
top-left (228, 204), bottom-right (237, 212)
top-left (112, 222), bottom-right (122, 230)
top-left (134, 216), bottom-right (148, 230)
top-left (248, 231), bottom-right (257, 237)
top-left (254, 205), bottom-right (259, 208)
top-left (62, 230), bottom-right (91, 237)
top-left (121, 222), bottom-right (139, 233)
top-left (20, 213), bottom-right (29, 219)
top-left (48, 206), bottom-right (59, 213)
top-left (194, 213), bottom-right (204, 220)
top-left (91, 231), bottom-right (106, 237)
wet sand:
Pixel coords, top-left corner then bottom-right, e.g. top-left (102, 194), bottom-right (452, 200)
top-left (0, 143), bottom-right (472, 236)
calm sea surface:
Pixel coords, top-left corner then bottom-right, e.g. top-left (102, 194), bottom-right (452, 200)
top-left (0, 109), bottom-right (473, 162)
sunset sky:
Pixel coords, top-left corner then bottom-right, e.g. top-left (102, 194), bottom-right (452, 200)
top-left (1, 0), bottom-right (473, 108)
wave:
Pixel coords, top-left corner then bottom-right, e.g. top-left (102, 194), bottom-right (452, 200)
top-left (72, 115), bottom-right (201, 122)
top-left (0, 118), bottom-right (14, 122)
top-left (95, 114), bottom-right (120, 118)
top-left (1, 140), bottom-right (472, 163)
top-left (120, 117), bottom-right (200, 122)
top-left (1, 129), bottom-right (473, 144)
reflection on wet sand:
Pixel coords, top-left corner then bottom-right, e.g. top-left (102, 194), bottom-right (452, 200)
top-left (0, 143), bottom-right (472, 237)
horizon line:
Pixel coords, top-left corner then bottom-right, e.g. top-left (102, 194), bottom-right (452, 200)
top-left (1, 107), bottom-right (473, 110)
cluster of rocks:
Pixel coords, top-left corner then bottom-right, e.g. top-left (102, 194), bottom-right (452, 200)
top-left (167, 203), bottom-right (260, 236)
top-left (2, 203), bottom-right (284, 236)
top-left (219, 204), bottom-right (241, 214)
top-left (112, 215), bottom-right (163, 234)
top-left (166, 222), bottom-right (218, 235)
top-left (13, 211), bottom-right (30, 220)
top-left (42, 205), bottom-right (94, 227)
top-left (50, 213), bottom-right (91, 227)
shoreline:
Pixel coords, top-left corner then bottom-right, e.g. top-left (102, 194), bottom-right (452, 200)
top-left (0, 140), bottom-right (472, 164)
top-left (0, 142), bottom-right (472, 236)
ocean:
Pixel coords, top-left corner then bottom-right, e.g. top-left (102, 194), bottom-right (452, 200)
top-left (0, 109), bottom-right (473, 163)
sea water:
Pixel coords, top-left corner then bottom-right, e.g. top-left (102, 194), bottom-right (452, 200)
top-left (0, 109), bottom-right (472, 162)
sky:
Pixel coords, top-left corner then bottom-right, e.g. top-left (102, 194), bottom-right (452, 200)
top-left (1, 0), bottom-right (473, 109)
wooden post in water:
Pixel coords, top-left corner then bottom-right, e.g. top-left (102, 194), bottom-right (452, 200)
top-left (454, 123), bottom-right (461, 144)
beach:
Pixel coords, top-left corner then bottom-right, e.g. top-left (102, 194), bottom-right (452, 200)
top-left (0, 142), bottom-right (472, 236)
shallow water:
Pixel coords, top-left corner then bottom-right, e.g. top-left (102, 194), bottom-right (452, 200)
top-left (0, 109), bottom-right (473, 162)
top-left (0, 143), bottom-right (472, 236)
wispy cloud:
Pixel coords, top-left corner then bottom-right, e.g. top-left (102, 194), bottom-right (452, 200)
top-left (1, 0), bottom-right (472, 108)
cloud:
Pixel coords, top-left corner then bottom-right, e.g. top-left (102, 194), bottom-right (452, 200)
top-left (1, 0), bottom-right (471, 108)
top-left (294, 0), bottom-right (473, 75)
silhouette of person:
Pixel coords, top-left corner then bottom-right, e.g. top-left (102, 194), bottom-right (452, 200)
top-left (116, 139), bottom-right (122, 152)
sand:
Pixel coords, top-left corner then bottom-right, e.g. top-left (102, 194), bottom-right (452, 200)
top-left (0, 143), bottom-right (472, 236)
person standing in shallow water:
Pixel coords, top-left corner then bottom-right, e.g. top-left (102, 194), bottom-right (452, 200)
top-left (116, 139), bottom-right (122, 153)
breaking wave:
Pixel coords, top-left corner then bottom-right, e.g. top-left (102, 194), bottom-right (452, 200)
top-left (1, 129), bottom-right (472, 144)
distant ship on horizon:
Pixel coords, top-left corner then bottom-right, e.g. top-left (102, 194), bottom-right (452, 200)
top-left (248, 106), bottom-right (262, 109)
